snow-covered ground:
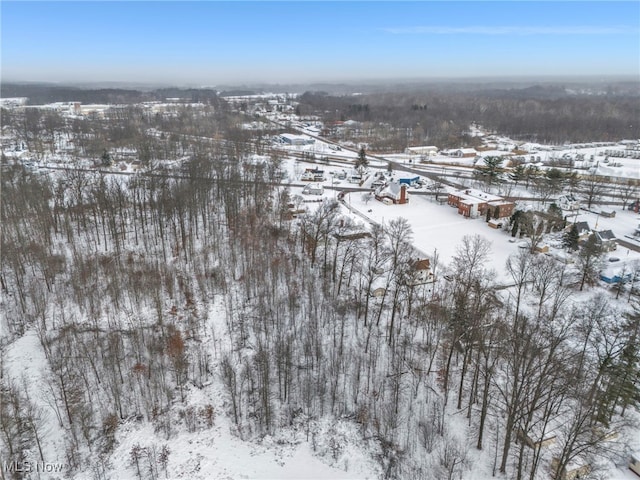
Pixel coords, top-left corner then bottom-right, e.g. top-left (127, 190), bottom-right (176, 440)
top-left (2, 281), bottom-right (381, 480)
top-left (342, 189), bottom-right (640, 283)
top-left (3, 101), bottom-right (640, 479)
top-left (109, 411), bottom-right (378, 480)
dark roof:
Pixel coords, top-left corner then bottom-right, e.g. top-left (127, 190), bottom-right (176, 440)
top-left (575, 221), bottom-right (591, 234)
top-left (596, 230), bottom-right (616, 241)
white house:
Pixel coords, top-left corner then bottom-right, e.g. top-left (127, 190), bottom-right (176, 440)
top-left (557, 194), bottom-right (580, 211)
top-left (444, 148), bottom-right (477, 158)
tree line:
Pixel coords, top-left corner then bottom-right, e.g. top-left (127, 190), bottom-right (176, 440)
top-left (297, 89), bottom-right (640, 150)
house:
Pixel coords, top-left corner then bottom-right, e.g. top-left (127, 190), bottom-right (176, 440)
top-left (571, 221), bottom-right (592, 242)
top-left (407, 258), bottom-right (434, 286)
top-left (557, 194), bottom-right (580, 211)
top-left (405, 146), bottom-right (438, 156)
top-left (348, 169), bottom-right (362, 184)
top-left (301, 168), bottom-right (325, 182)
top-left (375, 181), bottom-right (409, 205)
top-left (447, 189), bottom-right (514, 219)
top-left (371, 179), bottom-right (386, 189)
top-left (450, 148), bottom-right (478, 158)
top-left (595, 229), bottom-right (617, 251)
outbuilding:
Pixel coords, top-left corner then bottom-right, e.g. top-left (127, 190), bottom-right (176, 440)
top-left (302, 183), bottom-right (324, 196)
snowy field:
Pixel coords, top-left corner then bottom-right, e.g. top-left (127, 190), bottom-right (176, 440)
top-left (341, 191), bottom-right (640, 284)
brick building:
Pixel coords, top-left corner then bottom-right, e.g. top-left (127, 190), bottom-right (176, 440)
top-left (447, 189), bottom-right (515, 219)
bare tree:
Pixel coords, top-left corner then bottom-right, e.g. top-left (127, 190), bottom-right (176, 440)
top-left (580, 175), bottom-right (606, 210)
top-left (617, 179), bottom-right (639, 211)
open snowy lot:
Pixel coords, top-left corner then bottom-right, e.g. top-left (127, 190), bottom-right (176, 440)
top-left (343, 190), bottom-right (640, 283)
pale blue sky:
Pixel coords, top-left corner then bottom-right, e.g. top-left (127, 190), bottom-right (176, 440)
top-left (1, 1), bottom-right (638, 85)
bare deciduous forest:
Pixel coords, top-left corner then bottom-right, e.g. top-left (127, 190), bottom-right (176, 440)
top-left (1, 84), bottom-right (639, 479)
top-left (296, 84), bottom-right (640, 150)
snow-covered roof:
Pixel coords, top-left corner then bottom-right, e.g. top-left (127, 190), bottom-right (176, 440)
top-left (596, 229), bottom-right (616, 241)
top-left (450, 188), bottom-right (503, 203)
top-left (406, 145), bottom-right (438, 154)
top-left (376, 181), bottom-right (406, 200)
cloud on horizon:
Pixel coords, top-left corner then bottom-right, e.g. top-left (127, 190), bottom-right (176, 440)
top-left (383, 25), bottom-right (638, 35)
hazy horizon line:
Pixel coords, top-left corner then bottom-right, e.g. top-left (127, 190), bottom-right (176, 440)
top-left (2, 74), bottom-right (639, 91)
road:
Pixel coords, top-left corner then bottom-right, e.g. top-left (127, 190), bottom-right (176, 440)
top-left (617, 237), bottom-right (640, 253)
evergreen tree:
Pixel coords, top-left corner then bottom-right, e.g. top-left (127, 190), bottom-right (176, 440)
top-left (355, 147), bottom-right (368, 173)
top-left (476, 156), bottom-right (503, 189)
top-left (101, 149), bottom-right (112, 167)
top-left (509, 164), bottom-right (526, 186)
top-left (563, 224), bottom-right (579, 251)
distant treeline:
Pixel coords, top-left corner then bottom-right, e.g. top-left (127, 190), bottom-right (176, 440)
top-left (297, 84), bottom-right (640, 145)
top-left (3, 80), bottom-right (639, 144)
top-left (0, 83), bottom-right (220, 105)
